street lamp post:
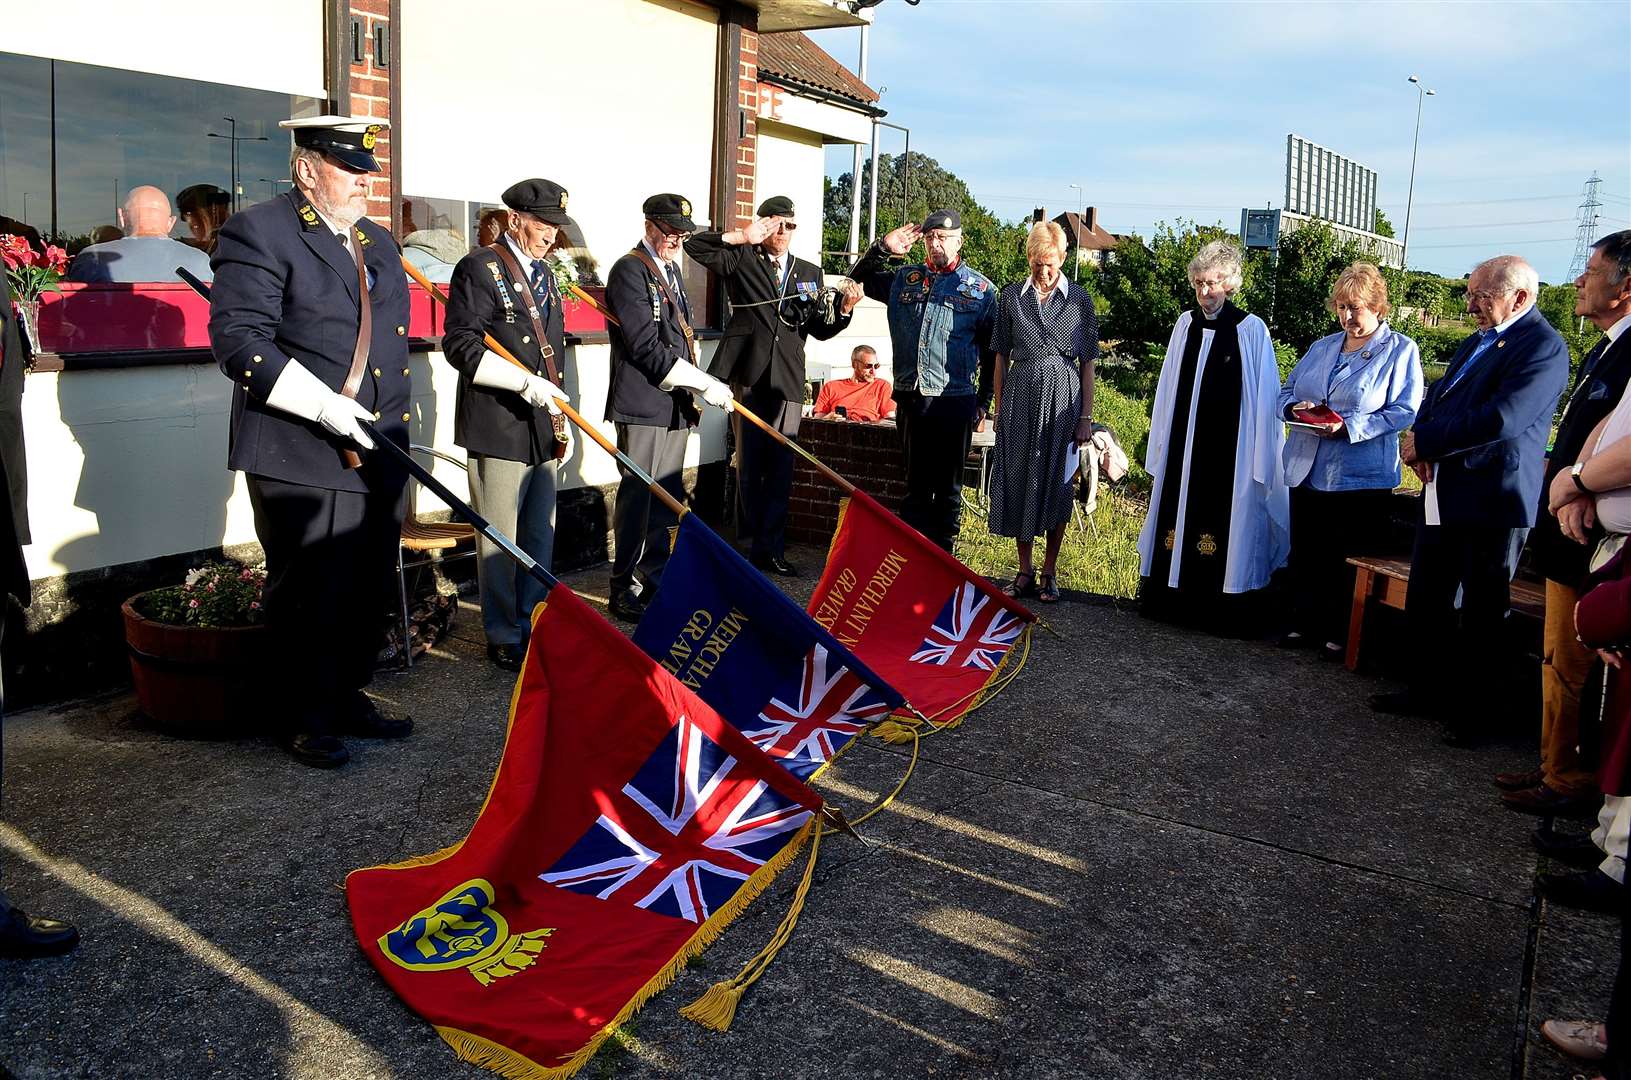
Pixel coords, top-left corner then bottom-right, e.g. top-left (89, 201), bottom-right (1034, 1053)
top-left (1401, 75), bottom-right (1435, 271)
top-left (1068, 183), bottom-right (1083, 282)
top-left (207, 117), bottom-right (269, 214)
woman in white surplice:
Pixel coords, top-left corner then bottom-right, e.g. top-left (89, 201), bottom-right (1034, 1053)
top-left (1136, 240), bottom-right (1289, 630)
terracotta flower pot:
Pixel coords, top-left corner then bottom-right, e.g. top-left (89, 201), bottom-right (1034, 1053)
top-left (121, 594), bottom-right (269, 737)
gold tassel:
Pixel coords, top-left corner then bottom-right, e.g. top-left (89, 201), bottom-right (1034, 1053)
top-left (870, 716), bottom-right (921, 744)
top-left (676, 979), bottom-right (743, 1032)
top-left (679, 818), bottom-right (825, 1031)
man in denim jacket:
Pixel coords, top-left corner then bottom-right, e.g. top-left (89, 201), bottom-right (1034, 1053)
top-left (850, 210), bottom-right (997, 551)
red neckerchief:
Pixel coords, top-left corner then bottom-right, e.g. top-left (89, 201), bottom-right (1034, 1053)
top-left (926, 258), bottom-right (960, 276)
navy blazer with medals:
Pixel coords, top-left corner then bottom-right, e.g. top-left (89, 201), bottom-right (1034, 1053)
top-left (603, 248), bottom-right (695, 430)
top-left (683, 233), bottom-right (851, 404)
top-left (209, 190), bottom-right (412, 492)
top-left (441, 243), bottom-right (567, 465)
top-left (1531, 327), bottom-right (1631, 585)
top-left (1412, 304), bottom-right (1569, 527)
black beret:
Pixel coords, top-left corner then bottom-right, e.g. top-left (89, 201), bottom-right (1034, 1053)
top-left (502, 178), bottom-right (573, 227)
top-left (642, 193), bottom-right (698, 233)
top-left (756, 195), bottom-right (795, 219)
top-left (921, 209), bottom-right (961, 232)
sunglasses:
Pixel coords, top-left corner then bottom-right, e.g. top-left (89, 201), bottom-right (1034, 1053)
top-left (857, 362), bottom-right (881, 370)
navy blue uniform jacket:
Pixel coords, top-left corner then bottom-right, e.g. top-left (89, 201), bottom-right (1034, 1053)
top-left (683, 233), bottom-right (851, 404)
top-left (441, 244), bottom-right (566, 465)
top-left (1412, 304), bottom-right (1569, 527)
top-left (209, 191), bottom-right (411, 492)
top-left (603, 249), bottom-right (694, 429)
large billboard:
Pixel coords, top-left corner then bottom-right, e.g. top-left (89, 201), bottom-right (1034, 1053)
top-left (1284, 134), bottom-right (1377, 233)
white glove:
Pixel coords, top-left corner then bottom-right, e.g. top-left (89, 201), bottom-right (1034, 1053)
top-left (660, 358), bottom-right (735, 410)
top-left (264, 359), bottom-right (376, 449)
top-left (472, 350), bottom-right (566, 414)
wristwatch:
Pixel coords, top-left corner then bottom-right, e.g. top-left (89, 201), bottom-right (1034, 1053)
top-left (1572, 461), bottom-right (1595, 495)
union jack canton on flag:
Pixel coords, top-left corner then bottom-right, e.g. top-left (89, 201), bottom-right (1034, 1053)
top-left (541, 713), bottom-right (815, 924)
top-left (910, 581), bottom-right (1026, 671)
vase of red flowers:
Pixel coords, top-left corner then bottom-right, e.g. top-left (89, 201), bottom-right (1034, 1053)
top-left (2, 233), bottom-right (69, 358)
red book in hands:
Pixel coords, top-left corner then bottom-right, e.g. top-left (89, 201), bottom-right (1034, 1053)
top-left (1292, 404), bottom-right (1343, 427)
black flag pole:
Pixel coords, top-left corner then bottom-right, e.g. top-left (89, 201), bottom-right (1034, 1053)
top-left (176, 265), bottom-right (557, 593)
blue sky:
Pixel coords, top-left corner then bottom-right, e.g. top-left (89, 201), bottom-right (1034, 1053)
top-left (810, 0), bottom-right (1631, 282)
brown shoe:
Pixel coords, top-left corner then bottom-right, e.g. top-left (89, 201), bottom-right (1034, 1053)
top-left (1540, 1018), bottom-right (1607, 1061)
top-left (1504, 784), bottom-right (1599, 820)
top-left (1493, 767), bottom-right (1544, 792)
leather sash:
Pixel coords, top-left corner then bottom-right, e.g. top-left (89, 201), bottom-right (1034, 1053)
top-left (339, 229), bottom-right (372, 470)
top-left (489, 242), bottom-right (569, 460)
top-left (628, 247), bottom-right (698, 365)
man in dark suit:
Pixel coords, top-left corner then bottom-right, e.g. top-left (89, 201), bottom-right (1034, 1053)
top-left (1499, 231), bottom-right (1631, 820)
top-left (685, 196), bottom-right (860, 576)
top-left (1373, 255), bottom-right (1569, 742)
top-left (603, 193), bottom-right (733, 622)
top-left (0, 276), bottom-right (79, 958)
top-left (209, 116), bottom-right (413, 769)
top-left (442, 178), bottom-right (573, 672)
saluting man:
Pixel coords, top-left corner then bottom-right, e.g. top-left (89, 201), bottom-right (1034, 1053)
top-left (209, 116), bottom-right (414, 769)
top-left (442, 178), bottom-right (573, 672)
top-left (685, 196), bottom-right (861, 576)
top-left (603, 193), bottom-right (735, 622)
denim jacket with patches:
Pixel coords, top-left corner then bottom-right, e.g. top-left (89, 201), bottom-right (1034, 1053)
top-left (852, 244), bottom-right (998, 402)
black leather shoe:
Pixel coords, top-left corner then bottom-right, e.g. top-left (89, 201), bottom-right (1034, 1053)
top-left (1537, 868), bottom-right (1625, 914)
top-left (752, 554), bottom-right (800, 577)
top-left (1533, 828), bottom-right (1605, 871)
top-left (1369, 689), bottom-right (1431, 716)
top-left (287, 733), bottom-right (350, 769)
top-left (1503, 783), bottom-right (1599, 820)
top-left (609, 587), bottom-right (647, 622)
top-left (337, 692), bottom-right (413, 739)
top-left (487, 643), bottom-right (525, 672)
top-left (0, 907), bottom-right (80, 958)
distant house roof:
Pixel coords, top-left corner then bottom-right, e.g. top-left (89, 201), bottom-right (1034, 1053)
top-left (1053, 210), bottom-right (1125, 252)
top-left (758, 31), bottom-right (881, 111)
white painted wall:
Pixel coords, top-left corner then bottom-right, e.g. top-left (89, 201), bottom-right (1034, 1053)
top-left (755, 120), bottom-right (826, 266)
top-left (6, 2), bottom-right (327, 97)
top-left (399, 0), bottom-right (727, 493)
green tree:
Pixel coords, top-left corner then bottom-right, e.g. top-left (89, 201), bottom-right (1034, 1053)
top-left (1094, 220), bottom-right (1250, 351)
top-left (822, 151), bottom-right (1029, 285)
top-left (1373, 208), bottom-right (1395, 239)
top-left (1536, 282), bottom-right (1605, 381)
top-left (1240, 220), bottom-right (1401, 355)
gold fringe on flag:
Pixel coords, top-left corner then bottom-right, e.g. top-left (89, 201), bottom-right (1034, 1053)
top-left (871, 622), bottom-right (1034, 743)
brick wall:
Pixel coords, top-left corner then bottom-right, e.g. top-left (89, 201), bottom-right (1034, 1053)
top-left (732, 28), bottom-right (758, 229)
top-left (348, 0), bottom-right (393, 226)
top-left (786, 419), bottom-right (906, 547)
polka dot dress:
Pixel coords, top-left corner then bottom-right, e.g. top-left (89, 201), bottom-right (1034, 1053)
top-left (989, 281), bottom-right (1099, 539)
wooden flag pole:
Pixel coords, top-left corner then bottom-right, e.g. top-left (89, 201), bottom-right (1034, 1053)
top-left (564, 276), bottom-right (856, 495)
top-left (402, 257), bottom-right (687, 520)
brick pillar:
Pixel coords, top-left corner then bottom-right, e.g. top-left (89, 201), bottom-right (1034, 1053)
top-left (347, 0), bottom-right (394, 228)
top-left (733, 28), bottom-right (758, 229)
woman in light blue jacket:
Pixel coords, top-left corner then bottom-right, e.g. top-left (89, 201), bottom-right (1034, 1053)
top-left (1278, 262), bottom-right (1423, 658)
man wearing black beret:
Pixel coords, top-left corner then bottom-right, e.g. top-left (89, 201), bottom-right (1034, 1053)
top-left (441, 178), bottom-right (574, 671)
top-left (603, 193), bottom-right (735, 621)
top-left (685, 196), bottom-right (861, 575)
top-left (850, 208), bottom-right (998, 552)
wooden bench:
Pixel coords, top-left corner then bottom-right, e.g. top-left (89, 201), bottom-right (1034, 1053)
top-left (1343, 555), bottom-right (1548, 672)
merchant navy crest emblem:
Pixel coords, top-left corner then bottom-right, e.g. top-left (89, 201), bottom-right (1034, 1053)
top-left (679, 197), bottom-right (691, 217)
top-left (380, 878), bottom-right (552, 986)
top-left (362, 125), bottom-right (380, 150)
top-left (1163, 528), bottom-right (1175, 551)
top-left (1196, 533), bottom-right (1218, 556)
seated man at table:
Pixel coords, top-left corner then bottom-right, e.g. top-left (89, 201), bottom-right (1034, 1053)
top-left (813, 345), bottom-right (895, 422)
